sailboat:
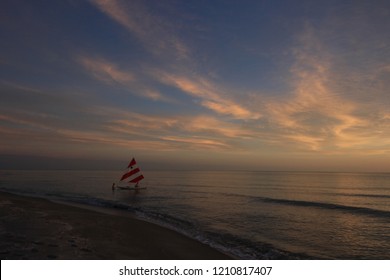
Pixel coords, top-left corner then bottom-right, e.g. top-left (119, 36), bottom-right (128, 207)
top-left (114, 157), bottom-right (146, 190)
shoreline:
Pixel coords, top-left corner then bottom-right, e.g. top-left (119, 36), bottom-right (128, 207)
top-left (0, 191), bottom-right (232, 260)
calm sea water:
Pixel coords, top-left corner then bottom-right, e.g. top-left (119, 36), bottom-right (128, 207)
top-left (1, 170), bottom-right (390, 259)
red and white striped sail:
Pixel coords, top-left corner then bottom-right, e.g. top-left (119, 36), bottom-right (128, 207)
top-left (120, 157), bottom-right (144, 184)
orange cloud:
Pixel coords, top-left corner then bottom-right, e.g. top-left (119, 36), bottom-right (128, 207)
top-left (161, 136), bottom-right (230, 150)
top-left (79, 56), bottom-right (134, 84)
top-left (78, 55), bottom-right (172, 102)
top-left (154, 71), bottom-right (261, 120)
top-left (184, 115), bottom-right (254, 139)
top-left (264, 27), bottom-right (383, 152)
top-left (90, 1), bottom-right (261, 121)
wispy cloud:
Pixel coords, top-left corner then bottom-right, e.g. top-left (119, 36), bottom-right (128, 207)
top-left (89, 0), bottom-right (261, 120)
top-left (0, 80), bottom-right (255, 154)
top-left (78, 55), bottom-right (172, 102)
top-left (183, 115), bottom-right (254, 139)
top-left (102, 108), bottom-right (256, 149)
top-left (153, 71), bottom-right (261, 120)
top-left (161, 136), bottom-right (229, 150)
top-left (264, 26), bottom-right (389, 153)
top-left (75, 12), bottom-right (389, 155)
top-left (2, 1), bottom-right (389, 169)
top-left (89, 0), bottom-right (189, 61)
top-left (79, 56), bottom-right (135, 84)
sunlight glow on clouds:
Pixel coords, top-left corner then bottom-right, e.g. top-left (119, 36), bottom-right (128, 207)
top-left (79, 56), bottom-right (135, 85)
top-left (0, 0), bottom-right (389, 171)
top-left (260, 25), bottom-right (390, 155)
top-left (78, 55), bottom-right (171, 102)
top-left (154, 72), bottom-right (262, 120)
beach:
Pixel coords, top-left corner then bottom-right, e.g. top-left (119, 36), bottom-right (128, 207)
top-left (0, 191), bottom-right (231, 260)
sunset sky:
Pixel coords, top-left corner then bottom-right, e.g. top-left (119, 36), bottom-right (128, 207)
top-left (1, 0), bottom-right (389, 171)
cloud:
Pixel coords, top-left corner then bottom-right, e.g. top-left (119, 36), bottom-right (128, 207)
top-left (183, 115), bottom-right (254, 139)
top-left (0, 81), bottom-right (87, 128)
top-left (264, 26), bottom-right (389, 153)
top-left (105, 111), bottom-right (179, 137)
top-left (88, 0), bottom-right (263, 120)
top-left (201, 100), bottom-right (259, 120)
top-left (102, 108), bottom-right (256, 149)
top-left (0, 79), bottom-right (256, 155)
top-left (161, 136), bottom-right (229, 150)
top-left (78, 55), bottom-right (172, 102)
top-left (0, 101), bottom-right (175, 156)
top-left (79, 56), bottom-right (135, 84)
top-left (89, 0), bottom-right (189, 61)
top-left (74, 13), bottom-right (388, 155)
top-left (57, 128), bottom-right (169, 150)
top-left (153, 71), bottom-right (261, 120)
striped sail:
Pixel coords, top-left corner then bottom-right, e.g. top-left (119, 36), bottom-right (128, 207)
top-left (120, 157), bottom-right (144, 184)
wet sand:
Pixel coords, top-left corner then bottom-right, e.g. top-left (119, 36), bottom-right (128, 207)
top-left (0, 191), bottom-right (231, 260)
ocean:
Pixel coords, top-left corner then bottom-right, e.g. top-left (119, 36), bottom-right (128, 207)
top-left (1, 170), bottom-right (389, 259)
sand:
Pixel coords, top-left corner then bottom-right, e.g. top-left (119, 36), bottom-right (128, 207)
top-left (0, 191), bottom-right (231, 260)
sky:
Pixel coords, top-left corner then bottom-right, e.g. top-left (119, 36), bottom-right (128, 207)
top-left (0, 0), bottom-right (389, 171)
